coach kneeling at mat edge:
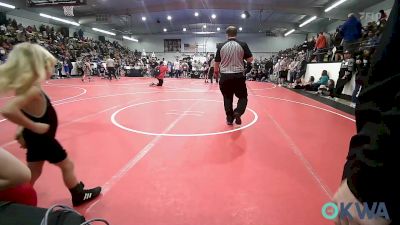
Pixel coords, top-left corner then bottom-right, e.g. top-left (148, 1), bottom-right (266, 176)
top-left (214, 26), bottom-right (253, 125)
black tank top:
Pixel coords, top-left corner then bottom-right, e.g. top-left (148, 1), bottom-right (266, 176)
top-left (22, 92), bottom-right (58, 138)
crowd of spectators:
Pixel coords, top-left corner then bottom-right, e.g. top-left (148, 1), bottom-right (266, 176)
top-left (245, 9), bottom-right (389, 105)
top-left (0, 17), bottom-right (213, 79)
top-left (0, 18), bottom-right (145, 77)
top-left (273, 10), bottom-right (387, 64)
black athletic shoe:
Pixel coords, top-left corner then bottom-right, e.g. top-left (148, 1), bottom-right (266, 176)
top-left (70, 182), bottom-right (102, 206)
top-left (226, 116), bottom-right (234, 125)
top-left (234, 113), bottom-right (242, 125)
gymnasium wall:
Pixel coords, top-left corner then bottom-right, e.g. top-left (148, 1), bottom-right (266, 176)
top-left (325, 0), bottom-right (394, 33)
top-left (123, 33), bottom-right (306, 62)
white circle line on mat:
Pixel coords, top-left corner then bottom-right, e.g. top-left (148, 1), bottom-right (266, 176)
top-left (111, 99), bottom-right (258, 137)
top-left (52, 86), bottom-right (87, 103)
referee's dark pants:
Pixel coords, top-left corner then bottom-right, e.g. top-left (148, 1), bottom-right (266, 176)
top-left (208, 67), bottom-right (215, 83)
top-left (107, 67), bottom-right (117, 80)
top-left (219, 73), bottom-right (248, 119)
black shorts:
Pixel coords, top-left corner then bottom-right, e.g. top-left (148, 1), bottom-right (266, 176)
top-left (24, 134), bottom-right (67, 164)
top-left (208, 67), bottom-right (214, 78)
top-left (279, 70), bottom-right (288, 78)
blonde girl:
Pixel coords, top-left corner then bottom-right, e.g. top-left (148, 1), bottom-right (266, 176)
top-left (0, 43), bottom-right (101, 206)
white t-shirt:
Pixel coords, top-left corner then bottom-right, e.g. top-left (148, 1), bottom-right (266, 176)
top-left (106, 58), bottom-right (115, 67)
top-left (173, 61), bottom-right (180, 69)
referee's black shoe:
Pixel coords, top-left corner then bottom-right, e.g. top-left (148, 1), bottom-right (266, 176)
top-left (234, 112), bottom-right (242, 125)
top-left (226, 116), bottom-right (234, 125)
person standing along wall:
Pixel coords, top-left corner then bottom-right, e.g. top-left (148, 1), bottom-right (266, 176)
top-left (335, 50), bottom-right (355, 98)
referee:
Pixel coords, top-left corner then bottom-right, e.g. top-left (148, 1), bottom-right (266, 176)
top-left (214, 26), bottom-right (253, 125)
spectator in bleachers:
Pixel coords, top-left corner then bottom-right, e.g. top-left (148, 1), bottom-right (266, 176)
top-left (296, 53), bottom-right (307, 79)
top-left (246, 68), bottom-right (256, 81)
top-left (173, 59), bottom-right (180, 78)
top-left (340, 13), bottom-right (362, 53)
top-left (208, 55), bottom-right (217, 83)
top-left (278, 56), bottom-right (289, 86)
top-left (301, 41), bottom-right (308, 53)
top-left (317, 79), bottom-right (335, 97)
top-left (10, 19), bottom-right (17, 29)
top-left (335, 50), bottom-right (355, 97)
top-left (362, 30), bottom-right (379, 51)
top-left (264, 58), bottom-right (273, 76)
top-left (323, 32), bottom-right (331, 49)
top-left (260, 69), bottom-right (269, 82)
top-left (56, 61), bottom-right (63, 78)
top-left (63, 59), bottom-right (70, 77)
top-left (292, 75), bottom-right (314, 89)
top-left (332, 28), bottom-right (344, 61)
top-left (67, 57), bottom-right (73, 76)
top-left (305, 70), bottom-right (329, 91)
top-left (315, 32), bottom-right (327, 62)
top-left (351, 51), bottom-right (371, 106)
top-left (288, 57), bottom-right (298, 83)
top-left (78, 29), bottom-right (84, 40)
top-left (310, 55), bottom-right (317, 63)
top-left (379, 9), bottom-right (388, 22)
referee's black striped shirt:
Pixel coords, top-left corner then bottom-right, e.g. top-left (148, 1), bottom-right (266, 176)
top-left (215, 38), bottom-right (252, 74)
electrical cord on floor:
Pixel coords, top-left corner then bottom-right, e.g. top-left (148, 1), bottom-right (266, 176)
top-left (80, 218), bottom-right (110, 225)
top-left (41, 205), bottom-right (80, 225)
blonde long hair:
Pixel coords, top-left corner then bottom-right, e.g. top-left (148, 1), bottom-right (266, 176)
top-left (0, 43), bottom-right (57, 94)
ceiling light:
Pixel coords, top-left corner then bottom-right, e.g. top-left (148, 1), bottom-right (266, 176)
top-left (239, 27), bottom-right (243, 31)
top-left (40, 13), bottom-right (80, 26)
top-left (123, 36), bottom-right (139, 42)
top-left (163, 28), bottom-right (167, 32)
top-left (211, 14), bottom-right (216, 19)
top-left (324, 0), bottom-right (348, 12)
top-left (241, 11), bottom-right (250, 19)
top-left (0, 2), bottom-right (15, 9)
top-left (193, 31), bottom-right (216, 35)
top-left (92, 28), bottom-right (116, 36)
top-left (194, 12), bottom-right (199, 17)
top-left (203, 25), bottom-right (207, 29)
top-left (183, 27), bottom-right (187, 32)
top-left (141, 16), bottom-right (146, 21)
top-left (167, 15), bottom-right (172, 20)
top-left (217, 27), bottom-right (220, 31)
top-left (299, 16), bottom-right (317, 28)
top-left (284, 29), bottom-right (296, 37)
